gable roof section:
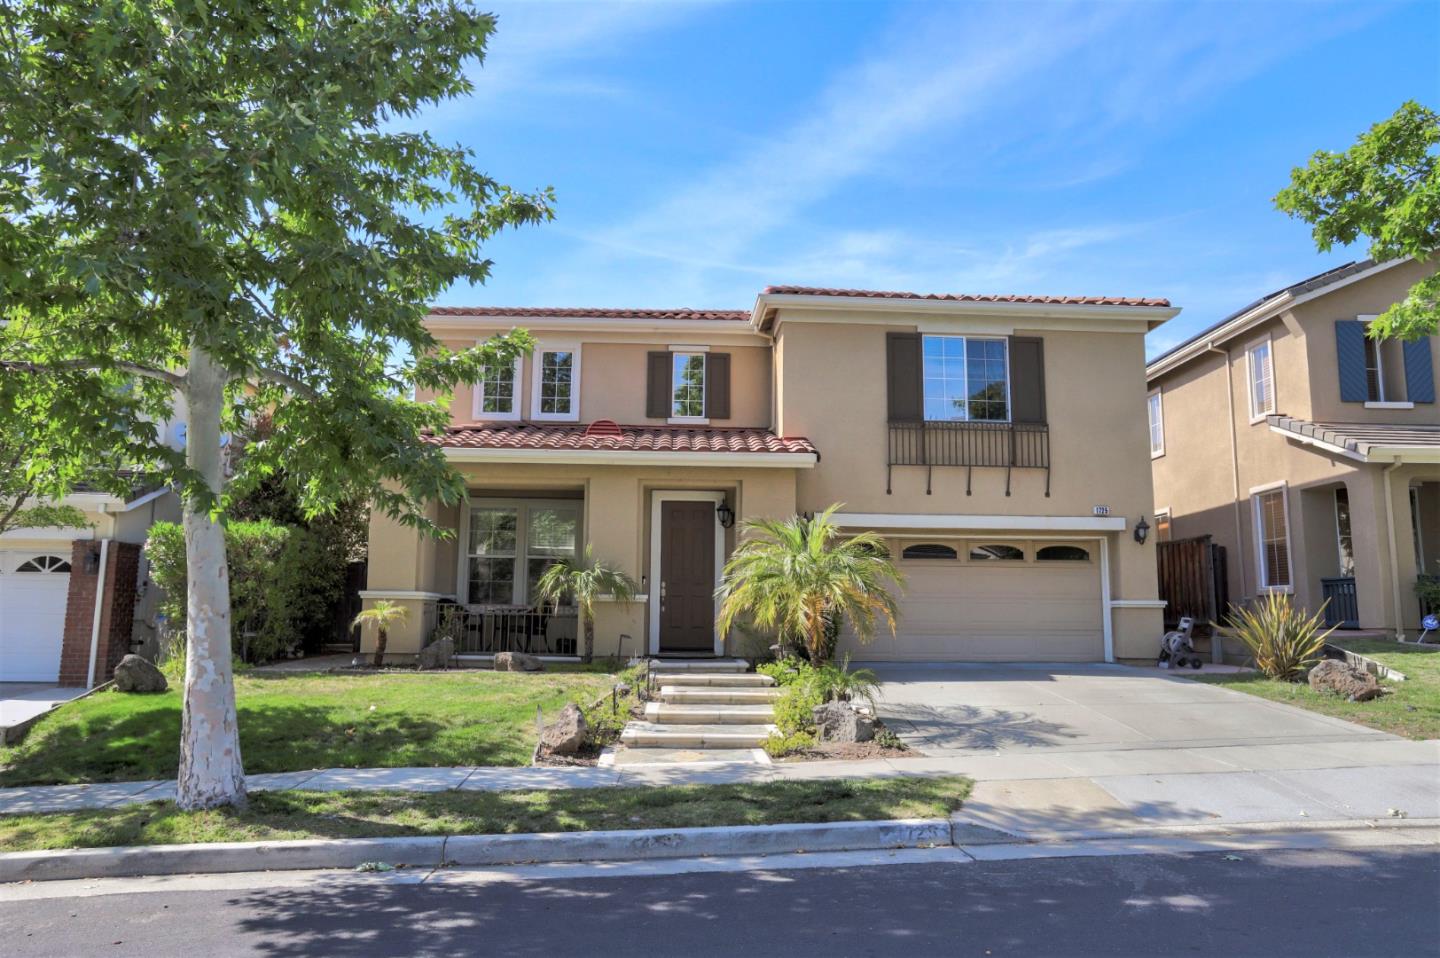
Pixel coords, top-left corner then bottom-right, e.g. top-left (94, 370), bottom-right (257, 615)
top-left (429, 422), bottom-right (818, 467)
top-left (1147, 259), bottom-right (1410, 381)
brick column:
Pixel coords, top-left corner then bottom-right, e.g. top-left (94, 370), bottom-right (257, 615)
top-left (58, 540), bottom-right (142, 688)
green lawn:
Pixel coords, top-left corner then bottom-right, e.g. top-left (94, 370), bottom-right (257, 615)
top-left (0, 669), bottom-right (617, 787)
top-left (1193, 640), bottom-right (1440, 740)
top-left (0, 776), bottom-right (973, 852)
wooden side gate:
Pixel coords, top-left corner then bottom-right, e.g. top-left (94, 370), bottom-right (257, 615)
top-left (1156, 535), bottom-right (1228, 630)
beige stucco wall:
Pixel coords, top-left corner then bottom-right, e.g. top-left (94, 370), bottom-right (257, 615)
top-left (1150, 261), bottom-right (1440, 634)
top-left (362, 463), bottom-right (799, 660)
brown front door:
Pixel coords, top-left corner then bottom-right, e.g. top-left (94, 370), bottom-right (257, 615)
top-left (658, 500), bottom-right (716, 652)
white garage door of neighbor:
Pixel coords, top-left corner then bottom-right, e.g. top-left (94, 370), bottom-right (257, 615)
top-left (839, 545), bottom-right (1104, 662)
top-left (0, 551), bottom-right (73, 682)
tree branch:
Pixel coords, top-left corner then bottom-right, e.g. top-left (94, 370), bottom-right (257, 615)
top-left (254, 366), bottom-right (318, 398)
top-left (0, 359), bottom-right (186, 390)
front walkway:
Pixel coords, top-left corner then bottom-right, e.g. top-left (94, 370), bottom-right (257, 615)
top-left (0, 685), bottom-right (88, 744)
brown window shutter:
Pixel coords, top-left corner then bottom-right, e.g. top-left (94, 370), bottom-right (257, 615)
top-left (886, 332), bottom-right (923, 421)
top-left (705, 352), bottom-right (731, 419)
top-left (1008, 336), bottom-right (1046, 424)
top-left (646, 352), bottom-right (671, 418)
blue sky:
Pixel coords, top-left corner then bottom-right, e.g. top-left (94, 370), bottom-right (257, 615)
top-left (412, 0), bottom-right (1439, 358)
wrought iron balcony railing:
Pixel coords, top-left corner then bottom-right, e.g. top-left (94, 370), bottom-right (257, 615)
top-left (887, 420), bottom-right (1050, 496)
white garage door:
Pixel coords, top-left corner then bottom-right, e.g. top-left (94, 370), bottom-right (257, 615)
top-left (839, 541), bottom-right (1104, 662)
top-left (0, 551), bottom-right (73, 682)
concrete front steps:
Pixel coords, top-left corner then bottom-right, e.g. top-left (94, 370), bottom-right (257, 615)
top-left (614, 660), bottom-right (777, 761)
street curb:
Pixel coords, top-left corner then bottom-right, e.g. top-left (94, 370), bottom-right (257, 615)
top-left (947, 812), bottom-right (1440, 843)
top-left (0, 819), bottom-right (950, 884)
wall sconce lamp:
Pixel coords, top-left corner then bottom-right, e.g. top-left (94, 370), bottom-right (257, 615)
top-left (1133, 516), bottom-right (1150, 545)
top-left (716, 499), bottom-right (736, 529)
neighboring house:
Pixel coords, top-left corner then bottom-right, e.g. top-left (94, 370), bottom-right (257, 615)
top-left (365, 285), bottom-right (1175, 664)
top-left (1148, 259), bottom-right (1440, 638)
top-left (0, 416), bottom-right (189, 687)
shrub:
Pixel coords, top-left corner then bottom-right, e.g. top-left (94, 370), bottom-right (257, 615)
top-left (1226, 592), bottom-right (1333, 680)
top-left (763, 729), bottom-right (815, 758)
top-left (757, 659), bottom-right (803, 687)
top-left (808, 656), bottom-right (879, 708)
top-left (1417, 575), bottom-right (1440, 616)
top-left (872, 727), bottom-right (905, 750)
top-left (772, 678), bottom-right (825, 735)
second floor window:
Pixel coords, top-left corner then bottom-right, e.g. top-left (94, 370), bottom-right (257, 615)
top-left (1147, 390), bottom-right (1164, 457)
top-left (475, 355), bottom-right (520, 421)
top-left (533, 347), bottom-right (580, 421)
top-left (672, 353), bottom-right (706, 419)
top-left (923, 336), bottom-right (1009, 422)
top-left (1247, 338), bottom-right (1274, 421)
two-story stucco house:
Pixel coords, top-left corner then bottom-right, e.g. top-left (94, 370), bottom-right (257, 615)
top-left (362, 286), bottom-right (1177, 664)
top-left (1147, 259), bottom-right (1440, 639)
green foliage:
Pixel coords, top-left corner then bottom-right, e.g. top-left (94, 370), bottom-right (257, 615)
top-left (762, 729), bottom-right (815, 759)
top-left (1275, 100), bottom-right (1440, 339)
top-left (2, 503), bottom-right (91, 535)
top-left (147, 519), bottom-right (344, 663)
top-left (354, 600), bottom-right (409, 668)
top-left (872, 727), bottom-right (905, 750)
top-left (809, 656), bottom-right (880, 709)
top-left (1225, 592), bottom-right (1334, 681)
top-left (1416, 576), bottom-right (1440, 616)
top-left (772, 678), bottom-right (825, 736)
top-left (757, 660), bottom-right (803, 687)
top-left (534, 546), bottom-right (638, 663)
top-left (717, 504), bottom-right (904, 664)
top-left (579, 683), bottom-right (639, 749)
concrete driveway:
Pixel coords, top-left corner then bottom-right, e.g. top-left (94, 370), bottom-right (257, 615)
top-left (870, 662), bottom-right (1395, 757)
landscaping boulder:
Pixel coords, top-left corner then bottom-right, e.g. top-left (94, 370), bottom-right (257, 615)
top-left (812, 701), bottom-right (876, 744)
top-left (417, 638), bottom-right (455, 671)
top-left (494, 651), bottom-right (544, 672)
top-left (539, 703), bottom-right (587, 755)
top-left (1308, 659), bottom-right (1382, 702)
top-left (113, 654), bottom-right (167, 693)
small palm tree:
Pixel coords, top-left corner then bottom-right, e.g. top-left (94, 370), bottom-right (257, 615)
top-left (717, 504), bottom-right (904, 664)
top-left (535, 546), bottom-right (638, 664)
top-left (353, 600), bottom-right (408, 669)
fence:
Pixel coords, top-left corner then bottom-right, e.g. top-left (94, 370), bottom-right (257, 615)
top-left (1155, 534), bottom-right (1228, 630)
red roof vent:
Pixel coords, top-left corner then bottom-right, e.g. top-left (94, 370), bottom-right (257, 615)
top-left (583, 419), bottom-right (623, 437)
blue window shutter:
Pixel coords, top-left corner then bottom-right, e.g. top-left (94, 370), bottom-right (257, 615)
top-left (1403, 337), bottom-right (1436, 403)
top-left (1334, 321), bottom-right (1368, 403)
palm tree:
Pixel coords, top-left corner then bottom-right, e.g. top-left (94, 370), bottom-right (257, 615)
top-left (353, 600), bottom-right (408, 668)
top-left (717, 504), bottom-right (904, 664)
top-left (535, 546), bottom-right (638, 663)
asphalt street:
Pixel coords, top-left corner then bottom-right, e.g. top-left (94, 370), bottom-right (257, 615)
top-left (3, 846), bottom-right (1437, 957)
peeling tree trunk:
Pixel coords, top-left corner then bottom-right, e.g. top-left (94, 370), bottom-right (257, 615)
top-left (177, 343), bottom-right (247, 810)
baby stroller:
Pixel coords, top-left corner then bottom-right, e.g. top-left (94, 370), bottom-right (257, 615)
top-left (1157, 616), bottom-right (1203, 669)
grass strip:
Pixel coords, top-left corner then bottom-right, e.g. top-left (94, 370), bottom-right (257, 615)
top-left (0, 776), bottom-right (972, 852)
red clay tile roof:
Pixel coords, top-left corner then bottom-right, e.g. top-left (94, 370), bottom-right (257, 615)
top-left (761, 286), bottom-right (1171, 307)
top-left (429, 422), bottom-right (818, 456)
top-left (428, 306), bottom-right (750, 321)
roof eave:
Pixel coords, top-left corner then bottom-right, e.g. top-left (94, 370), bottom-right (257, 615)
top-left (752, 292), bottom-right (1178, 333)
top-left (441, 448), bottom-right (818, 468)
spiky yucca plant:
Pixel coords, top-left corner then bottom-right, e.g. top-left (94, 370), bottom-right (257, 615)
top-left (1225, 592), bottom-right (1334, 680)
top-left (716, 504), bottom-right (904, 664)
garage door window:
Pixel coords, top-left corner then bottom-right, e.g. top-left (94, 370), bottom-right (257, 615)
top-left (969, 544), bottom-right (1024, 561)
top-left (902, 543), bottom-right (958, 560)
top-left (1036, 545), bottom-right (1089, 561)
top-left (15, 555), bottom-right (71, 573)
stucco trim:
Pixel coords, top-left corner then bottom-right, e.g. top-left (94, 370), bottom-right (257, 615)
top-left (832, 513), bottom-right (1128, 532)
top-left (442, 448), bottom-right (817, 468)
top-left (358, 590), bottom-right (452, 601)
top-left (1111, 599), bottom-right (1168, 609)
top-left (754, 294), bottom-right (1178, 332)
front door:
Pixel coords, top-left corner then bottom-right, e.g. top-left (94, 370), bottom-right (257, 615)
top-left (658, 501), bottom-right (716, 652)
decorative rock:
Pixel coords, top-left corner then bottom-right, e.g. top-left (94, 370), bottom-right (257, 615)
top-left (417, 638), bottom-right (455, 671)
top-left (494, 651), bottom-right (544, 672)
top-left (539, 703), bottom-right (587, 755)
top-left (812, 701), bottom-right (876, 744)
top-left (1308, 659), bottom-right (1382, 701)
top-left (113, 654), bottom-right (168, 693)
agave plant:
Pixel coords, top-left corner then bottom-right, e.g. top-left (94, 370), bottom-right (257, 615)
top-left (1225, 592), bottom-right (1334, 680)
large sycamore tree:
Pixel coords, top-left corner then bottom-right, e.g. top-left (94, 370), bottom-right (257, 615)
top-left (1275, 100), bottom-right (1439, 339)
top-left (0, 1), bottom-right (550, 809)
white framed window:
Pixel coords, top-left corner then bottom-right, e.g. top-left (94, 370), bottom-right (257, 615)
top-left (923, 335), bottom-right (1010, 422)
top-left (530, 345), bottom-right (580, 422)
top-left (1246, 337), bottom-right (1275, 422)
top-left (670, 352), bottom-right (707, 421)
top-left (1334, 487), bottom-right (1355, 578)
top-left (1147, 389), bottom-right (1164, 458)
top-left (462, 499), bottom-right (581, 607)
top-left (1252, 485), bottom-right (1292, 591)
top-left (472, 353), bottom-right (521, 421)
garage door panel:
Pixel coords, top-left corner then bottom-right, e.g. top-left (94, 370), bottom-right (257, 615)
top-left (838, 545), bottom-right (1103, 662)
top-left (0, 551), bottom-right (72, 682)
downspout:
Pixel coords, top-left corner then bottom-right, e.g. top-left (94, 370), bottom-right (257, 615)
top-left (85, 538), bottom-right (111, 688)
top-left (1207, 343), bottom-right (1248, 597)
top-left (1383, 459), bottom-right (1405, 641)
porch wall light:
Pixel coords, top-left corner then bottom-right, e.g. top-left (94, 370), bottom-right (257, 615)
top-left (1133, 516), bottom-right (1150, 545)
top-left (716, 499), bottom-right (735, 529)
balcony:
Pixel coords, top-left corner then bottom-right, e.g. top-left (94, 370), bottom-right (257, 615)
top-left (887, 420), bottom-right (1050, 496)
